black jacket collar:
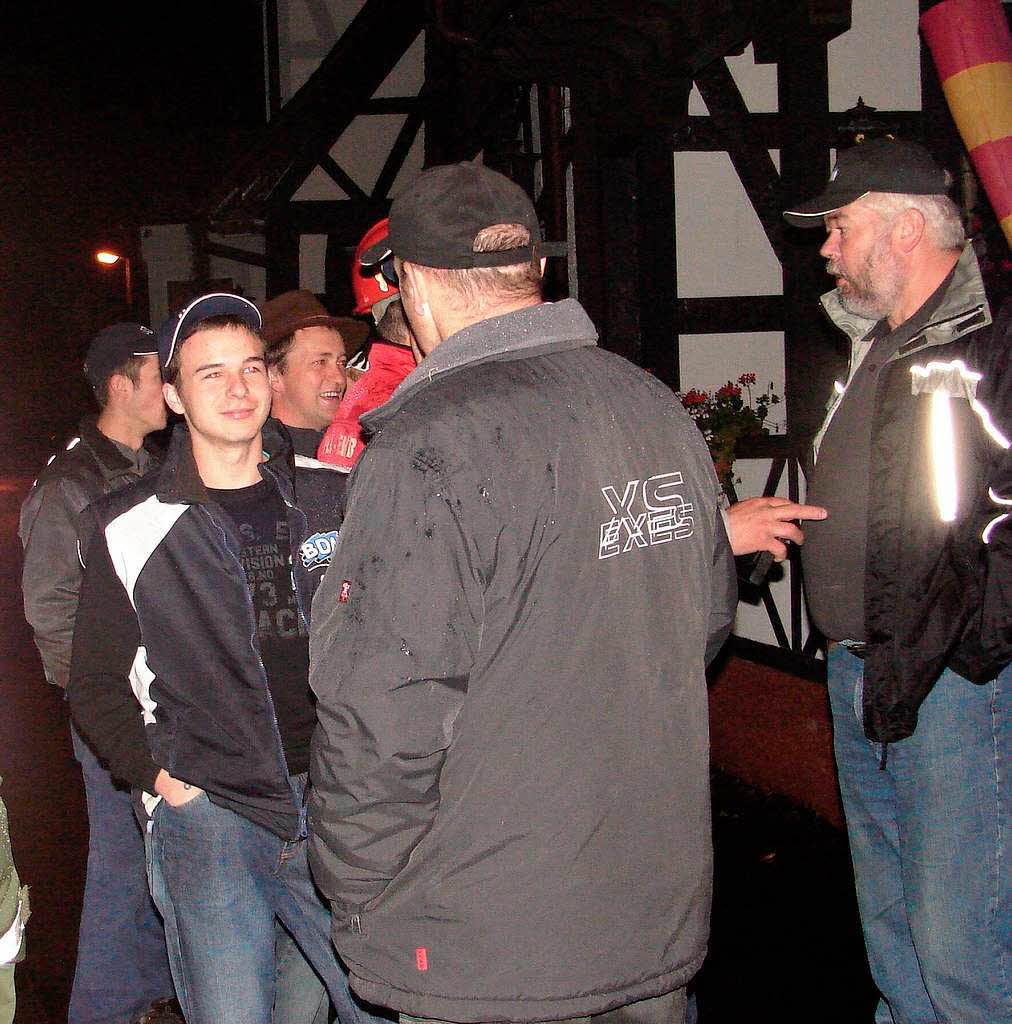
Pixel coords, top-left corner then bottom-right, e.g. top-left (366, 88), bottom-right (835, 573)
top-left (154, 419), bottom-right (296, 506)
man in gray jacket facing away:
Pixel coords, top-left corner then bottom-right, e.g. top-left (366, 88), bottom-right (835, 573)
top-left (308, 162), bottom-right (737, 1024)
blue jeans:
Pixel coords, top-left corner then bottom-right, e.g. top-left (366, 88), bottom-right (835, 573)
top-left (145, 777), bottom-right (382, 1024)
top-left (827, 648), bottom-right (1010, 1023)
top-left (275, 920), bottom-right (330, 1024)
top-left (70, 725), bottom-right (174, 1024)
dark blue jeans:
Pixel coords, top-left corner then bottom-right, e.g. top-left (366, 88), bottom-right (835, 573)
top-left (69, 725), bottom-right (174, 1024)
top-left (828, 648), bottom-right (1010, 1024)
top-left (275, 919), bottom-right (330, 1024)
top-left (145, 779), bottom-right (383, 1024)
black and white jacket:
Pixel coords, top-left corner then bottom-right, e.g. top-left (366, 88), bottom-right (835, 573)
top-left (68, 419), bottom-right (344, 839)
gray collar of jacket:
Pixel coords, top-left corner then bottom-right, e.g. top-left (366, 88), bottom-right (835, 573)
top-left (820, 243), bottom-right (992, 357)
top-left (361, 298), bottom-right (598, 431)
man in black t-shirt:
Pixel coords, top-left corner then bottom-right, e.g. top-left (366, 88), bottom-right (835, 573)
top-left (68, 294), bottom-right (385, 1024)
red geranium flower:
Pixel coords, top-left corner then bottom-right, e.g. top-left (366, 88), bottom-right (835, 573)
top-left (681, 389), bottom-right (707, 407)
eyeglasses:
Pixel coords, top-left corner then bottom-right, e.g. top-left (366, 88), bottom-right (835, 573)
top-left (380, 257), bottom-right (398, 287)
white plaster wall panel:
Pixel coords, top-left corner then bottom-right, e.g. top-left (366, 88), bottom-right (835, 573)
top-left (375, 32), bottom-right (425, 96)
top-left (281, 5), bottom-right (423, 100)
top-left (673, 151), bottom-right (783, 297)
top-left (293, 114), bottom-right (424, 200)
top-left (288, 55), bottom-right (329, 97)
top-left (389, 124), bottom-right (426, 195)
top-left (688, 43), bottom-right (778, 115)
top-left (299, 234), bottom-right (328, 294)
top-left (207, 232), bottom-right (267, 306)
top-left (281, 0), bottom-right (359, 99)
top-left (829, 0), bottom-right (920, 111)
top-left (293, 165), bottom-right (347, 201)
top-left (677, 331), bottom-right (787, 434)
top-left (141, 224), bottom-right (194, 326)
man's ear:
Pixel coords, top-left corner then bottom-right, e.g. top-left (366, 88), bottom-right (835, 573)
top-left (268, 364), bottom-right (285, 396)
top-left (163, 381), bottom-right (184, 416)
top-left (401, 262), bottom-right (431, 320)
top-left (894, 207), bottom-right (926, 253)
top-left (106, 372), bottom-right (132, 403)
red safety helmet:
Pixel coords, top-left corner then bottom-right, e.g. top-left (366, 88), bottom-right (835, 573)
top-left (352, 218), bottom-right (399, 315)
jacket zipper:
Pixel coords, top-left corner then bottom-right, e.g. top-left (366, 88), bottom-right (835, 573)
top-left (203, 504), bottom-right (306, 839)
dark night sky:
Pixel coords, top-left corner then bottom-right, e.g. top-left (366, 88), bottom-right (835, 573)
top-left (0, 2), bottom-right (267, 470)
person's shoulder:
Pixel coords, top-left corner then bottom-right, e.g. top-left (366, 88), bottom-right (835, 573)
top-left (86, 470), bottom-right (159, 527)
top-left (293, 453), bottom-right (349, 489)
top-left (24, 434), bottom-right (104, 508)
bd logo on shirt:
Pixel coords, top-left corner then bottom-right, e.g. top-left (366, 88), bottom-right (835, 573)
top-left (300, 530), bottom-right (339, 571)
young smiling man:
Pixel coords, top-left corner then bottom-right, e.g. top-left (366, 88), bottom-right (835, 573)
top-left (67, 295), bottom-right (378, 1024)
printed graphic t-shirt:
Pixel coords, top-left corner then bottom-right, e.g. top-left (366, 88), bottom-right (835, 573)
top-left (208, 478), bottom-right (315, 775)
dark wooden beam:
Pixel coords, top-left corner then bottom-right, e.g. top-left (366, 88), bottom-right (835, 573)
top-left (204, 242), bottom-right (268, 269)
top-left (778, 29), bottom-right (844, 445)
top-left (672, 110), bottom-right (924, 151)
top-left (359, 97), bottom-right (418, 114)
top-left (570, 90), bottom-right (608, 344)
top-left (264, 218), bottom-right (301, 297)
top-left (536, 83), bottom-right (570, 301)
top-left (317, 154), bottom-right (371, 203)
top-left (263, 0), bottom-right (281, 121)
top-left (304, 0), bottom-right (337, 43)
top-left (636, 135), bottom-right (679, 388)
top-left (371, 102), bottom-right (426, 200)
top-left (286, 200), bottom-right (390, 236)
top-left (596, 152), bottom-right (643, 365)
top-left (918, 0), bottom-right (963, 185)
top-left (210, 0), bottom-right (424, 224)
top-left (726, 635), bottom-right (826, 684)
top-left (732, 434), bottom-right (796, 460)
top-left (693, 59), bottom-right (785, 263)
top-left (677, 296), bottom-right (785, 334)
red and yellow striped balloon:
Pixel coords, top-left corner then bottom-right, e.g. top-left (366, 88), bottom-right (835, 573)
top-left (921, 0), bottom-right (1012, 247)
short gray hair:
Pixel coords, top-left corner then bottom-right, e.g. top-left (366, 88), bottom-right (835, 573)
top-left (376, 299), bottom-right (413, 346)
top-left (860, 188), bottom-right (965, 251)
top-left (420, 224), bottom-right (543, 308)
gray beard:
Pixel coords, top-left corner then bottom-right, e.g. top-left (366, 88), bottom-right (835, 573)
top-left (837, 286), bottom-right (891, 321)
top-left (828, 235), bottom-right (901, 322)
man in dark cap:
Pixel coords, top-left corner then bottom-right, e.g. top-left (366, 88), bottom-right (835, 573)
top-left (785, 137), bottom-right (1011, 1023)
top-left (308, 162), bottom-right (736, 1024)
top-left (67, 295), bottom-right (380, 1024)
top-left (19, 323), bottom-right (177, 1024)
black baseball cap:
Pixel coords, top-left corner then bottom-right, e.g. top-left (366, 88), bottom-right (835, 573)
top-left (84, 323), bottom-right (158, 388)
top-left (784, 138), bottom-right (949, 227)
top-left (158, 292), bottom-right (262, 371)
top-left (360, 162), bottom-right (542, 270)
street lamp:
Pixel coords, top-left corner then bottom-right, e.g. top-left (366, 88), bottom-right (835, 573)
top-left (95, 250), bottom-right (133, 311)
